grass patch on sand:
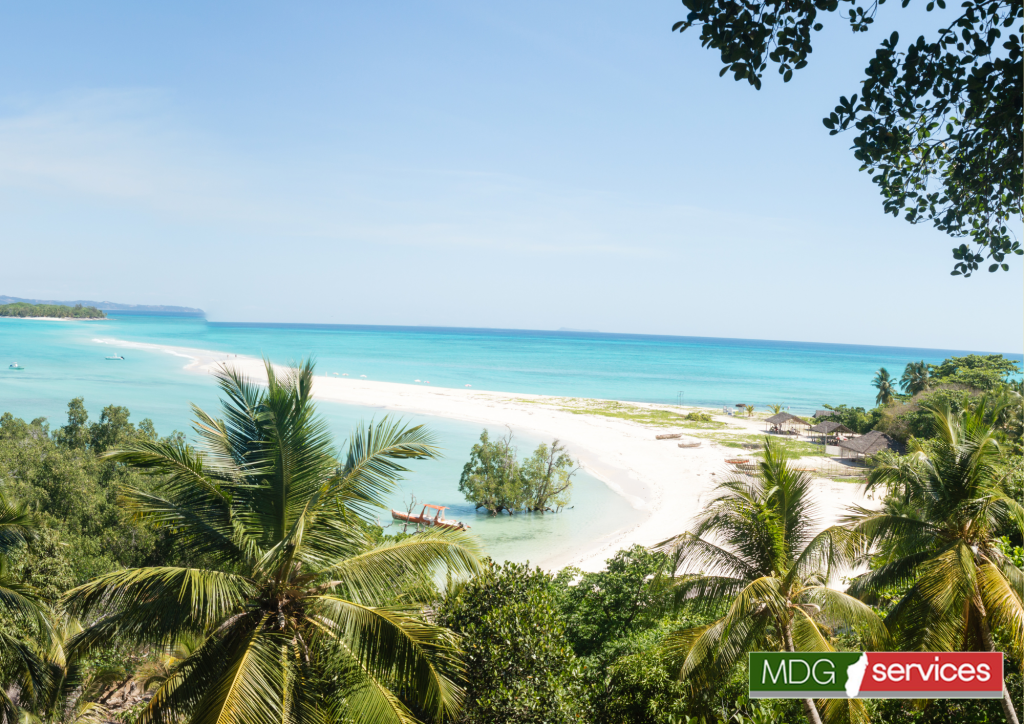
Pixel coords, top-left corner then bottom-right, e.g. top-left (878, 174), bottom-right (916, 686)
top-left (750, 438), bottom-right (827, 460)
top-left (533, 399), bottom-right (731, 430)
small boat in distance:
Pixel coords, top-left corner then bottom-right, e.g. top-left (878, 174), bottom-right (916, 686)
top-left (105, 355), bottom-right (125, 360)
top-left (391, 504), bottom-right (469, 531)
top-left (8, 363), bottom-right (24, 370)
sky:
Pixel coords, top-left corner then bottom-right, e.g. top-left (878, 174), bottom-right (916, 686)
top-left (0, 1), bottom-right (1020, 353)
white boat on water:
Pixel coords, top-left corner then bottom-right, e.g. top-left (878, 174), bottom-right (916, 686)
top-left (105, 355), bottom-right (125, 360)
top-left (8, 363), bottom-right (24, 370)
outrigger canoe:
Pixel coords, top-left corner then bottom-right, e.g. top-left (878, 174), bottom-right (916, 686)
top-left (391, 504), bottom-right (469, 531)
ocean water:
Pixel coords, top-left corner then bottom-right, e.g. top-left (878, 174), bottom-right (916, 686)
top-left (0, 314), bottom-right (1019, 566)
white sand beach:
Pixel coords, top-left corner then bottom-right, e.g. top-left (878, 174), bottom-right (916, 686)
top-left (94, 337), bottom-right (870, 572)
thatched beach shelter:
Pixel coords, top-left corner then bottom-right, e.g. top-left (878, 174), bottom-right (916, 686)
top-left (808, 420), bottom-right (852, 443)
top-left (836, 430), bottom-right (904, 460)
top-left (813, 409), bottom-right (833, 419)
top-left (764, 412), bottom-right (809, 433)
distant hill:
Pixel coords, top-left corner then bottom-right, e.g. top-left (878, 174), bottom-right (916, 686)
top-left (0, 296), bottom-right (204, 315)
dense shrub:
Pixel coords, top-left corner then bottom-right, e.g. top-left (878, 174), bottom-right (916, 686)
top-left (435, 560), bottom-right (591, 724)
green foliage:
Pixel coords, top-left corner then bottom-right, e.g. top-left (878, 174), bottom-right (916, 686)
top-left (929, 354), bottom-right (1022, 390)
top-left (819, 404), bottom-right (877, 434)
top-left (685, 411), bottom-right (713, 423)
top-left (873, 387), bottom-right (976, 442)
top-left (672, 0), bottom-right (1022, 275)
top-left (867, 672), bottom-right (1022, 723)
top-left (458, 429), bottom-right (579, 515)
top-left (556, 546), bottom-right (669, 659)
top-left (0, 303), bottom-right (105, 319)
top-left (658, 437), bottom-right (885, 724)
top-left (593, 644), bottom-right (689, 724)
top-left (435, 560), bottom-right (590, 724)
top-left (848, 398), bottom-right (1024, 724)
top-left (60, 359), bottom-right (481, 724)
top-left (0, 405), bottom-right (173, 587)
top-left (873, 367), bottom-right (897, 406)
top-left (900, 361), bottom-right (930, 396)
top-left (542, 399), bottom-right (728, 430)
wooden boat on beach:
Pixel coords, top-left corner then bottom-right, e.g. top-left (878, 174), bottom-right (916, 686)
top-left (391, 504), bottom-right (469, 531)
top-left (677, 441), bottom-right (701, 448)
top-left (656, 433), bottom-right (683, 440)
top-left (724, 458), bottom-right (750, 465)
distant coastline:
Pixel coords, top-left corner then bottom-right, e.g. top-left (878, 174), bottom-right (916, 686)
top-left (0, 303), bottom-right (106, 320)
top-left (0, 295), bottom-right (204, 315)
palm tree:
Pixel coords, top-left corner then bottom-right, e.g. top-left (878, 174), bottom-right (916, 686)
top-left (767, 404), bottom-right (785, 415)
top-left (844, 397), bottom-right (1024, 724)
top-left (872, 368), bottom-right (896, 405)
top-left (899, 361), bottom-right (930, 396)
top-left (657, 437), bottom-right (887, 724)
top-left (61, 360), bottom-right (481, 724)
top-left (0, 493), bottom-right (53, 720)
top-left (23, 619), bottom-right (113, 724)
top-left (743, 404), bottom-right (756, 418)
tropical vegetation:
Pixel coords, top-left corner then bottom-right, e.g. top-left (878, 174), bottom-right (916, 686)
top-left (0, 353), bottom-right (1019, 723)
top-left (656, 437), bottom-right (888, 724)
top-left (845, 397), bottom-right (1024, 724)
top-left (0, 303), bottom-right (105, 319)
top-left (670, 0), bottom-right (1023, 276)
top-left (458, 430), bottom-right (579, 515)
top-left (872, 368), bottom-right (897, 406)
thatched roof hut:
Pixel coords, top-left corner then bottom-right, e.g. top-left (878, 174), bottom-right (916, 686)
top-left (836, 431), bottom-right (904, 458)
top-left (808, 421), bottom-right (852, 435)
top-left (813, 409), bottom-right (833, 418)
top-left (765, 412), bottom-right (809, 430)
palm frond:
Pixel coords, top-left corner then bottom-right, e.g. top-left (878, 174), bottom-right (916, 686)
top-left (790, 607), bottom-right (834, 652)
top-left (320, 529), bottom-right (481, 604)
top-left (190, 616), bottom-right (285, 724)
top-left (978, 561), bottom-right (1024, 657)
top-left (0, 493), bottom-right (38, 555)
top-left (800, 587), bottom-right (890, 650)
top-left (337, 419), bottom-right (441, 518)
top-left (309, 597), bottom-right (464, 723)
top-left (62, 568), bottom-right (254, 648)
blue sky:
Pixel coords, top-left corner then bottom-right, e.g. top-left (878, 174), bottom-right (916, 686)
top-left (0, 1), bottom-right (1020, 353)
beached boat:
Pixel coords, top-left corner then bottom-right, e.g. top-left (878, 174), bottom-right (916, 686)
top-left (724, 458), bottom-right (750, 465)
top-left (655, 433), bottom-right (683, 440)
top-left (677, 441), bottom-right (701, 448)
top-left (391, 504), bottom-right (469, 531)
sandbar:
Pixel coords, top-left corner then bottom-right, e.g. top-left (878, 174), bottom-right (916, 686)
top-left (93, 338), bottom-right (869, 572)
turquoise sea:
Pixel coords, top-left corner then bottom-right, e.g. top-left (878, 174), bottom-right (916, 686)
top-left (0, 314), bottom-right (1019, 566)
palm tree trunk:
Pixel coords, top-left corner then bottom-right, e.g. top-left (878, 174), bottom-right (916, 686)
top-left (979, 616), bottom-right (1019, 724)
top-left (782, 619), bottom-right (824, 724)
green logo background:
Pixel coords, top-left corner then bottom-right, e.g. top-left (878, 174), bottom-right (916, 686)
top-left (749, 653), bottom-right (862, 698)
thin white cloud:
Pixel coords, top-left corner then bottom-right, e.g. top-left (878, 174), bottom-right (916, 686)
top-left (0, 90), bottom-right (781, 259)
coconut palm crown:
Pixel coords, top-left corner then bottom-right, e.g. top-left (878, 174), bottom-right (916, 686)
top-left (61, 360), bottom-right (481, 724)
top-left (0, 492), bottom-right (52, 720)
top-left (657, 437), bottom-right (887, 724)
top-left (845, 397), bottom-right (1024, 724)
top-left (873, 367), bottom-right (897, 406)
top-left (899, 361), bottom-right (930, 396)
